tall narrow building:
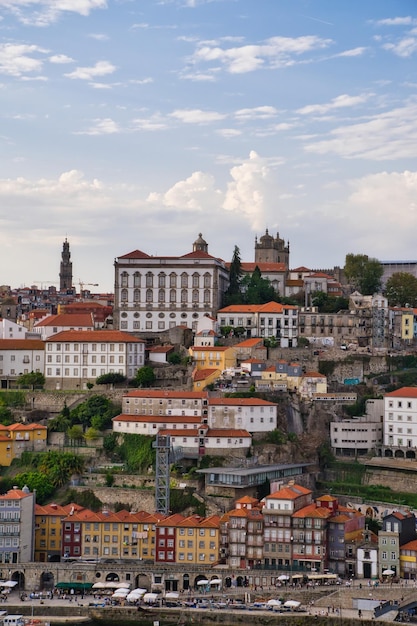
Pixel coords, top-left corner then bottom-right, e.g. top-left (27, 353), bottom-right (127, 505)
top-left (59, 238), bottom-right (73, 292)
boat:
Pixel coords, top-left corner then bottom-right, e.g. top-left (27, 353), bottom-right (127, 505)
top-left (0, 615), bottom-right (49, 626)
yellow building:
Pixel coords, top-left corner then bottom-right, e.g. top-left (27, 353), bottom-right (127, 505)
top-left (192, 368), bottom-right (221, 391)
top-left (61, 508), bottom-right (164, 561)
top-left (176, 515), bottom-right (220, 565)
top-left (35, 502), bottom-right (84, 562)
top-left (401, 311), bottom-right (414, 341)
top-left (189, 346), bottom-right (236, 372)
top-left (0, 423), bottom-right (47, 466)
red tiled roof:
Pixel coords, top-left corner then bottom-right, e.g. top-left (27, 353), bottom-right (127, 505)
top-left (267, 484), bottom-right (312, 500)
top-left (239, 263), bottom-right (287, 272)
top-left (206, 429), bottom-right (251, 438)
top-left (218, 301), bottom-right (297, 314)
top-left (292, 503), bottom-right (332, 519)
top-left (0, 489), bottom-right (32, 500)
top-left (0, 339), bottom-right (44, 350)
top-left (35, 313), bottom-right (93, 328)
top-left (191, 346), bottom-right (233, 352)
top-left (118, 250), bottom-right (151, 259)
top-left (234, 338), bottom-right (264, 348)
top-left (45, 330), bottom-right (144, 342)
top-left (149, 345), bottom-right (174, 353)
top-left (385, 387), bottom-right (417, 398)
top-left (193, 368), bottom-right (220, 381)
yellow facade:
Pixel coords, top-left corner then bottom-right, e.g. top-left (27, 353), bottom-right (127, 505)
top-left (402, 312), bottom-right (413, 341)
top-left (175, 517), bottom-right (220, 565)
top-left (0, 423), bottom-right (47, 467)
top-left (189, 346), bottom-right (236, 372)
top-left (192, 369), bottom-right (221, 391)
top-left (35, 503), bottom-right (84, 562)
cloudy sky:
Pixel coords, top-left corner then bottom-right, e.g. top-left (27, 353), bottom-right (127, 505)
top-left (1, 0), bottom-right (416, 293)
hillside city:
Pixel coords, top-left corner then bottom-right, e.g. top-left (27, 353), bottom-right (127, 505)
top-left (2, 230), bottom-right (417, 594)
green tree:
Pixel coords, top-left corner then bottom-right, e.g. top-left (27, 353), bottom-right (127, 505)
top-left (67, 424), bottom-right (84, 442)
top-left (224, 245), bottom-right (243, 305)
top-left (385, 272), bottom-right (417, 307)
top-left (344, 253), bottom-right (383, 295)
top-left (72, 394), bottom-right (118, 431)
top-left (0, 405), bottom-right (13, 426)
top-left (167, 352), bottom-right (181, 365)
top-left (17, 371), bottom-right (45, 389)
top-left (38, 451), bottom-right (85, 487)
top-left (84, 426), bottom-right (100, 441)
top-left (134, 366), bottom-right (156, 388)
top-left (13, 471), bottom-right (54, 504)
top-left (48, 402), bottom-right (71, 432)
top-left (241, 266), bottom-right (279, 304)
top-left (95, 373), bottom-right (127, 386)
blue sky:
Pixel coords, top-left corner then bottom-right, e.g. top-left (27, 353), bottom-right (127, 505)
top-left (1, 0), bottom-right (417, 292)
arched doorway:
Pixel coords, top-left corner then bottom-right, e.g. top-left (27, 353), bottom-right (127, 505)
top-left (224, 577), bottom-right (232, 589)
top-left (406, 450), bottom-right (416, 459)
top-left (384, 449), bottom-right (393, 457)
top-left (105, 573), bottom-right (119, 582)
top-left (135, 573), bottom-right (150, 591)
top-left (182, 574), bottom-right (190, 591)
top-left (11, 571), bottom-right (24, 593)
top-left (395, 450), bottom-right (404, 458)
top-left (40, 572), bottom-right (54, 591)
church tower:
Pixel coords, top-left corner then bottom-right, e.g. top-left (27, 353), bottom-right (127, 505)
top-left (193, 233), bottom-right (209, 254)
top-left (59, 238), bottom-right (73, 291)
top-left (254, 229), bottom-right (290, 268)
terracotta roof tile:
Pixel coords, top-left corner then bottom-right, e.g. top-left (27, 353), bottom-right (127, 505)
top-left (46, 330), bottom-right (144, 342)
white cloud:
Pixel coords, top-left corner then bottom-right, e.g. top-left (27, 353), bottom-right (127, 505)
top-left (234, 106), bottom-right (278, 121)
top-left (147, 171), bottom-right (221, 211)
top-left (0, 43), bottom-right (46, 77)
top-left (88, 33), bottom-right (109, 41)
top-left (0, 0), bottom-right (107, 26)
top-left (375, 17), bottom-right (416, 27)
top-left (297, 93), bottom-right (372, 115)
top-left (336, 47), bottom-right (367, 57)
top-left (169, 108), bottom-right (226, 124)
top-left (223, 150), bottom-right (272, 229)
top-left (75, 118), bottom-right (120, 135)
top-left (129, 77), bottom-right (153, 85)
top-left (383, 37), bottom-right (417, 57)
top-left (191, 35), bottom-right (333, 74)
top-left (304, 102), bottom-right (417, 160)
top-left (216, 128), bottom-right (242, 138)
top-left (64, 60), bottom-right (116, 80)
top-left (49, 54), bottom-right (74, 64)
top-left (346, 170), bottom-right (417, 254)
top-left (131, 115), bottom-right (167, 131)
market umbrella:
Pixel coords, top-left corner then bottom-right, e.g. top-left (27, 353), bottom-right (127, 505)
top-left (278, 575), bottom-right (289, 581)
top-left (284, 600), bottom-right (301, 609)
top-left (267, 599), bottom-right (281, 607)
top-left (115, 582), bottom-right (131, 589)
top-left (209, 579), bottom-right (222, 586)
top-left (165, 592), bottom-right (179, 599)
top-left (105, 581), bottom-right (119, 588)
top-left (113, 588), bottom-right (129, 596)
top-left (92, 582), bottom-right (106, 589)
top-left (143, 593), bottom-right (159, 603)
top-left (197, 579), bottom-right (209, 586)
top-left (382, 569), bottom-right (395, 576)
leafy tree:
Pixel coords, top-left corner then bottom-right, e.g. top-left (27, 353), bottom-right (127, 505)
top-left (241, 266), bottom-right (279, 304)
top-left (167, 352), bottom-right (181, 365)
top-left (67, 425), bottom-right (84, 442)
top-left (117, 434), bottom-right (155, 472)
top-left (72, 394), bottom-right (118, 431)
top-left (385, 272), bottom-right (417, 307)
top-left (95, 373), bottom-right (127, 386)
top-left (17, 371), bottom-right (45, 389)
top-left (134, 366), bottom-right (156, 388)
top-left (103, 432), bottom-right (119, 455)
top-left (84, 426), bottom-right (100, 440)
top-left (344, 253), bottom-right (383, 295)
top-left (48, 403), bottom-right (71, 432)
top-left (13, 472), bottom-right (54, 504)
top-left (38, 451), bottom-right (85, 487)
top-left (224, 245), bottom-right (243, 305)
top-left (312, 292), bottom-right (349, 313)
top-left (0, 405), bottom-right (13, 426)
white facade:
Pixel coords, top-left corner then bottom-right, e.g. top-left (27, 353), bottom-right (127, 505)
top-left (112, 414), bottom-right (202, 436)
top-left (208, 398), bottom-right (277, 432)
top-left (0, 319), bottom-right (27, 340)
top-left (330, 417), bottom-right (383, 456)
top-left (0, 487), bottom-right (35, 564)
top-left (0, 339), bottom-right (44, 379)
top-left (113, 234), bottom-right (229, 333)
top-left (357, 544), bottom-right (378, 579)
top-left (33, 313), bottom-right (94, 340)
top-left (45, 330), bottom-right (145, 388)
top-left (384, 388), bottom-right (417, 449)
top-left (217, 302), bottom-right (298, 347)
top-left (122, 390), bottom-right (208, 417)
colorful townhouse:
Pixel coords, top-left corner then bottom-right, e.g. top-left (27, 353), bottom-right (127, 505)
top-left (0, 487), bottom-right (35, 564)
top-left (35, 502), bottom-right (84, 562)
top-left (0, 423), bottom-right (47, 467)
top-left (220, 496), bottom-right (264, 569)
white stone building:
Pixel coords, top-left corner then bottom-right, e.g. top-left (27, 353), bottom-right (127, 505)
top-left (0, 339), bottom-right (45, 387)
top-left (112, 414), bottom-right (202, 436)
top-left (121, 390), bottom-right (209, 418)
top-left (45, 330), bottom-right (145, 389)
top-left (217, 301), bottom-right (298, 347)
top-left (383, 387), bottom-right (417, 457)
top-left (33, 313), bottom-right (95, 340)
top-left (208, 397), bottom-right (278, 432)
top-left (113, 234), bottom-right (229, 333)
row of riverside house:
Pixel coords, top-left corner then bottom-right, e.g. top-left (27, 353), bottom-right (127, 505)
top-left (4, 483), bottom-right (417, 580)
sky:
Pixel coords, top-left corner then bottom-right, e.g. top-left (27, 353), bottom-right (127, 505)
top-left (1, 0), bottom-right (417, 293)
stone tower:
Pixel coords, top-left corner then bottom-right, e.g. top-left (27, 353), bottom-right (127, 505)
top-left (59, 238), bottom-right (73, 291)
top-left (193, 233), bottom-right (208, 254)
top-left (254, 229), bottom-right (290, 268)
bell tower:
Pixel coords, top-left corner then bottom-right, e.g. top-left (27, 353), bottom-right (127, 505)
top-left (59, 238), bottom-right (73, 291)
top-left (255, 229), bottom-right (290, 268)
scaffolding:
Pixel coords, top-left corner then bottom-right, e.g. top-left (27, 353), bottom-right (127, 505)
top-left (153, 434), bottom-right (171, 514)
